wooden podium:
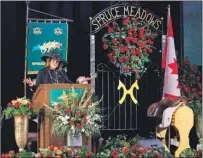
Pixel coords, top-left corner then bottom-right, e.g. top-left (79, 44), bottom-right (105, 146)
top-left (32, 84), bottom-right (92, 149)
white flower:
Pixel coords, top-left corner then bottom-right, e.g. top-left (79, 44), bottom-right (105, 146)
top-left (21, 99), bottom-right (29, 105)
top-left (65, 115), bottom-right (70, 120)
top-left (82, 128), bottom-right (85, 132)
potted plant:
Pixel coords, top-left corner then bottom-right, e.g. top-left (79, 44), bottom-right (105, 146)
top-left (3, 97), bottom-right (37, 151)
top-left (45, 87), bottom-right (103, 147)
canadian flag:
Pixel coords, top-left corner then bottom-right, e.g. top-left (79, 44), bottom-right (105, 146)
top-left (162, 6), bottom-right (180, 99)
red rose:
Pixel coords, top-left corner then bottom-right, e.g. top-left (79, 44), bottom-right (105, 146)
top-left (75, 111), bottom-right (80, 117)
top-left (140, 43), bottom-right (146, 48)
top-left (81, 112), bottom-right (86, 116)
top-left (60, 146), bottom-right (65, 150)
top-left (7, 102), bottom-right (12, 107)
top-left (112, 21), bottom-right (117, 25)
top-left (107, 54), bottom-right (113, 59)
top-left (139, 147), bottom-right (145, 154)
top-left (103, 44), bottom-right (108, 50)
top-left (14, 102), bottom-right (20, 108)
top-left (117, 27), bottom-right (121, 32)
top-left (192, 88), bottom-right (196, 92)
top-left (197, 76), bottom-right (201, 81)
top-left (47, 153), bottom-right (52, 158)
top-left (77, 123), bottom-right (82, 128)
top-left (57, 103), bottom-right (61, 109)
top-left (122, 147), bottom-right (129, 154)
top-left (124, 66), bottom-right (128, 71)
top-left (132, 38), bottom-right (137, 43)
top-left (131, 49), bottom-right (137, 56)
top-left (69, 120), bottom-right (74, 125)
top-left (108, 27), bottom-right (114, 33)
top-left (82, 117), bottom-right (88, 123)
top-left (29, 103), bottom-right (34, 109)
top-left (139, 28), bottom-right (144, 33)
top-left (120, 46), bottom-right (126, 53)
top-left (67, 109), bottom-right (72, 113)
top-left (49, 145), bottom-right (54, 151)
top-left (112, 39), bottom-right (119, 45)
top-left (111, 150), bottom-right (118, 157)
top-left (125, 37), bottom-right (131, 44)
top-left (188, 97), bottom-right (193, 101)
top-left (104, 24), bottom-right (109, 28)
top-left (75, 155), bottom-right (82, 158)
top-left (124, 57), bottom-right (129, 62)
top-left (133, 32), bottom-right (137, 37)
top-left (198, 91), bottom-right (202, 95)
top-left (112, 56), bottom-right (117, 62)
top-left (40, 152), bottom-right (43, 157)
top-left (123, 19), bottom-right (129, 25)
top-left (132, 19), bottom-right (136, 24)
top-left (126, 17), bottom-right (130, 20)
top-left (119, 58), bottom-right (124, 63)
top-left (146, 147), bottom-right (151, 150)
top-left (143, 48), bottom-right (147, 53)
top-left (149, 48), bottom-right (153, 53)
top-left (132, 145), bottom-right (137, 151)
top-left (128, 30), bottom-right (133, 37)
top-left (74, 101), bottom-right (78, 106)
top-left (85, 152), bottom-right (91, 157)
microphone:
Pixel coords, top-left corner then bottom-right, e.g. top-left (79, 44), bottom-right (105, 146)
top-left (58, 69), bottom-right (74, 84)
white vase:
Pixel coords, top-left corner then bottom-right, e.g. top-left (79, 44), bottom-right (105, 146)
top-left (67, 133), bottom-right (82, 147)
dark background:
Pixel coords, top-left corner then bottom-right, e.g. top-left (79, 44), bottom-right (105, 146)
top-left (1, 1), bottom-right (198, 153)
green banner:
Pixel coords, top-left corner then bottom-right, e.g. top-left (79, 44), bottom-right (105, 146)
top-left (26, 22), bottom-right (68, 74)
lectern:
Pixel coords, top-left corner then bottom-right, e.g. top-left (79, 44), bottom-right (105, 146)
top-left (32, 84), bottom-right (92, 149)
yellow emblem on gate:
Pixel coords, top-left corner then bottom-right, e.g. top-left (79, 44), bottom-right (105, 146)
top-left (117, 80), bottom-right (139, 104)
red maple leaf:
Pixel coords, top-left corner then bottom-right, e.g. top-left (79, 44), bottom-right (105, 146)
top-left (168, 58), bottom-right (178, 74)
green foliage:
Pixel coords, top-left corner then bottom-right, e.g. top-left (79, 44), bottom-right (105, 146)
top-left (179, 148), bottom-right (202, 158)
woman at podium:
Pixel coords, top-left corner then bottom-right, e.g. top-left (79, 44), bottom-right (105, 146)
top-left (24, 49), bottom-right (90, 90)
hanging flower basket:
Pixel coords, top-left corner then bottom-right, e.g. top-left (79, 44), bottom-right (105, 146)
top-left (102, 16), bottom-right (158, 78)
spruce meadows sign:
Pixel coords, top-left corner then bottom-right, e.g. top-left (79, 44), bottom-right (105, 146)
top-left (90, 5), bottom-right (162, 34)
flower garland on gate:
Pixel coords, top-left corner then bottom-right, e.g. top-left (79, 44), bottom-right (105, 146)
top-left (102, 16), bottom-right (158, 78)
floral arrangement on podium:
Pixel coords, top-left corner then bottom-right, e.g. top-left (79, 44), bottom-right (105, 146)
top-left (44, 87), bottom-right (102, 138)
top-left (102, 16), bottom-right (158, 77)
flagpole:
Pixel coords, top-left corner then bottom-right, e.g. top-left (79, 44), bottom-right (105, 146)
top-left (24, 1), bottom-right (30, 97)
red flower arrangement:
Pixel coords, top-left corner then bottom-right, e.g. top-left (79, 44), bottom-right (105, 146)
top-left (46, 87), bottom-right (102, 137)
top-left (3, 97), bottom-right (37, 119)
top-left (179, 56), bottom-right (202, 119)
top-left (102, 16), bottom-right (158, 78)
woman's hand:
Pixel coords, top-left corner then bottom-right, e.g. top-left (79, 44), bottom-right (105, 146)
top-left (23, 78), bottom-right (34, 87)
top-left (76, 76), bottom-right (91, 84)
